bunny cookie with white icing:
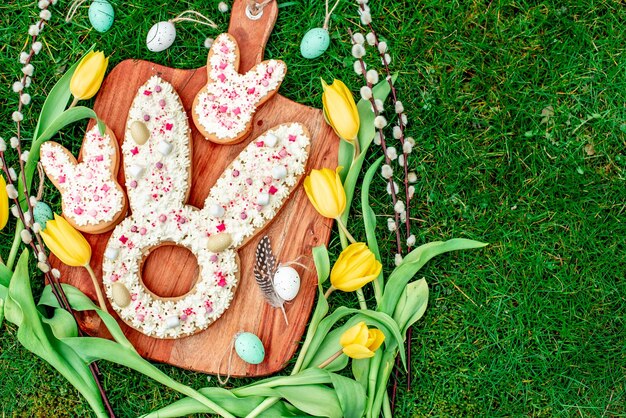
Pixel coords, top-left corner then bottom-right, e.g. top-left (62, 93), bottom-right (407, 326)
top-left (103, 75), bottom-right (310, 339)
top-left (40, 125), bottom-right (128, 234)
top-left (192, 33), bottom-right (287, 144)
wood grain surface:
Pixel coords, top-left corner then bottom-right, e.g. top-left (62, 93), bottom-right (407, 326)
top-left (48, 0), bottom-right (338, 377)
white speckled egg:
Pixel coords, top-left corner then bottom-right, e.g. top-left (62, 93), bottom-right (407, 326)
top-left (235, 332), bottom-right (265, 365)
top-left (300, 27), bottom-right (330, 59)
top-left (273, 266), bottom-right (300, 301)
top-left (146, 21), bottom-right (177, 52)
top-left (88, 0), bottom-right (115, 33)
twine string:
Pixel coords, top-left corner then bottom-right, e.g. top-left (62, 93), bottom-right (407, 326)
top-left (323, 0), bottom-right (341, 30)
top-left (246, 0), bottom-right (272, 17)
top-left (170, 10), bottom-right (218, 28)
top-left (217, 333), bottom-right (239, 385)
top-left (65, 0), bottom-right (88, 22)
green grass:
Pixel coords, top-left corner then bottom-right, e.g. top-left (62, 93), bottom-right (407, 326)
top-left (1, 0), bottom-right (626, 416)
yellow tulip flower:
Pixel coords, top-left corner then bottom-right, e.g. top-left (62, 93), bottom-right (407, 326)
top-left (321, 78), bottom-right (360, 147)
top-left (41, 214), bottom-right (107, 311)
top-left (329, 242), bottom-right (382, 293)
top-left (303, 168), bottom-right (346, 219)
top-left (41, 214), bottom-right (91, 267)
top-left (69, 51), bottom-right (109, 106)
top-left (340, 321), bottom-right (385, 359)
top-left (0, 176), bottom-right (8, 230)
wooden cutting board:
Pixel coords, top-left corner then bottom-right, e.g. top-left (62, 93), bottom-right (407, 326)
top-left (50, 0), bottom-right (338, 377)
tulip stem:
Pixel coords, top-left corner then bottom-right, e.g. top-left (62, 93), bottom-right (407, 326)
top-left (324, 285), bottom-right (336, 299)
top-left (317, 349), bottom-right (344, 369)
top-left (353, 139), bottom-right (361, 161)
top-left (69, 97), bottom-right (79, 109)
top-left (7, 220), bottom-right (24, 270)
top-left (335, 217), bottom-right (357, 244)
top-left (83, 263), bottom-right (108, 312)
top-left (356, 288), bottom-right (368, 310)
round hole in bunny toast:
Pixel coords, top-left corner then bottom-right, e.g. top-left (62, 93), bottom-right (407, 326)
top-left (140, 242), bottom-right (200, 298)
top-left (102, 75), bottom-right (311, 340)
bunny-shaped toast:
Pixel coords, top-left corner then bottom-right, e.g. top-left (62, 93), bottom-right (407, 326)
top-left (40, 126), bottom-right (128, 233)
top-left (192, 33), bottom-right (287, 145)
top-left (102, 75), bottom-right (310, 339)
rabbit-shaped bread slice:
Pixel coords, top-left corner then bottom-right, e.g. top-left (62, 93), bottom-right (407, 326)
top-left (103, 75), bottom-right (309, 339)
top-left (192, 33), bottom-right (287, 145)
top-left (40, 125), bottom-right (127, 234)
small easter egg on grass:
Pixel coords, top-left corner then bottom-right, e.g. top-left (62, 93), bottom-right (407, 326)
top-left (33, 201), bottom-right (54, 229)
top-left (235, 332), bottom-right (265, 365)
top-left (88, 0), bottom-right (115, 33)
top-left (273, 266), bottom-right (300, 301)
top-left (146, 21), bottom-right (177, 52)
top-left (300, 27), bottom-right (330, 59)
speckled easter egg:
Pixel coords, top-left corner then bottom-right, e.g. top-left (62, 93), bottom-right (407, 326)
top-left (33, 201), bottom-right (54, 229)
top-left (88, 0), bottom-right (115, 33)
top-left (300, 28), bottom-right (330, 59)
top-left (273, 266), bottom-right (300, 301)
top-left (146, 21), bottom-right (177, 52)
top-left (235, 332), bottom-right (265, 365)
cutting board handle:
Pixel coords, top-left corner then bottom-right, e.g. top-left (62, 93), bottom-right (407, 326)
top-left (228, 0), bottom-right (279, 73)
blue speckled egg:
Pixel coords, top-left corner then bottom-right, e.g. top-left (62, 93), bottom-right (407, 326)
top-left (33, 201), bottom-right (54, 229)
top-left (88, 0), bottom-right (115, 33)
top-left (300, 28), bottom-right (330, 59)
top-left (235, 332), bottom-right (265, 365)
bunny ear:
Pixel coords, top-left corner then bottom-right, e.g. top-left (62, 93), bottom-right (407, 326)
top-left (122, 75), bottom-right (192, 214)
top-left (199, 123), bottom-right (310, 247)
top-left (242, 59), bottom-right (287, 105)
top-left (40, 125), bottom-right (126, 232)
top-left (40, 140), bottom-right (77, 192)
top-left (207, 33), bottom-right (241, 81)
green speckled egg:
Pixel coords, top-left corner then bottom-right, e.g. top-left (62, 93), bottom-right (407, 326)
top-left (88, 0), bottom-right (115, 33)
top-left (33, 201), bottom-right (54, 229)
top-left (235, 332), bottom-right (265, 365)
top-left (300, 28), bottom-right (330, 59)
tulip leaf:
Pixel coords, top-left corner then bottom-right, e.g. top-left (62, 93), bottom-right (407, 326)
top-left (369, 350), bottom-right (396, 418)
top-left (393, 278), bottom-right (429, 335)
top-left (0, 263), bottom-right (12, 287)
top-left (361, 156), bottom-right (384, 262)
top-left (313, 244), bottom-right (331, 284)
top-left (32, 46), bottom-right (94, 141)
top-left (41, 306), bottom-right (79, 339)
top-left (337, 140), bottom-right (355, 182)
top-left (352, 357), bottom-right (370, 389)
top-left (362, 156), bottom-right (385, 303)
top-left (380, 239), bottom-right (488, 315)
top-left (328, 372), bottom-right (367, 418)
top-left (141, 387), bottom-right (294, 417)
top-left (3, 251), bottom-right (108, 417)
top-left (273, 384), bottom-right (343, 417)
top-left (291, 283), bottom-right (329, 373)
top-left (365, 349), bottom-right (384, 417)
top-left (39, 284), bottom-right (236, 418)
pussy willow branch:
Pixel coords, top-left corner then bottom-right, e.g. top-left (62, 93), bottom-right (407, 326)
top-left (2, 4), bottom-right (116, 417)
top-left (348, 29), bottom-right (403, 256)
top-left (358, 2), bottom-right (414, 251)
top-left (14, 12), bottom-right (47, 227)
